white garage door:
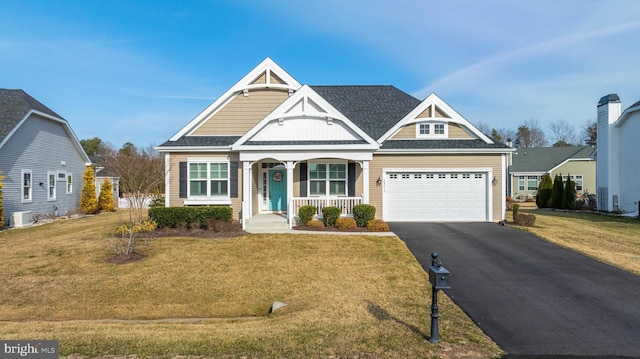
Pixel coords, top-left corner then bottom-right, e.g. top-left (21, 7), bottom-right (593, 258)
top-left (383, 171), bottom-right (488, 222)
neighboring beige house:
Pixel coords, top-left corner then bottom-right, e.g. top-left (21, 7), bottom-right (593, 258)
top-left (157, 58), bottom-right (513, 229)
top-left (508, 146), bottom-right (596, 201)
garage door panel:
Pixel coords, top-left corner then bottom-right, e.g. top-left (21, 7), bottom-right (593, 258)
top-left (384, 171), bottom-right (488, 222)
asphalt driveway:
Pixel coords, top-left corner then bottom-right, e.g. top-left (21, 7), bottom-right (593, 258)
top-left (390, 222), bottom-right (640, 358)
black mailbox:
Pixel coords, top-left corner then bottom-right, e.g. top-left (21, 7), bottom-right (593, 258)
top-left (428, 254), bottom-right (451, 290)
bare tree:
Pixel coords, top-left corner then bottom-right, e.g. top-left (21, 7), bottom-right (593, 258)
top-left (549, 119), bottom-right (579, 146)
top-left (515, 119), bottom-right (548, 148)
top-left (474, 121), bottom-right (491, 137)
top-left (492, 128), bottom-right (516, 145)
top-left (582, 119), bottom-right (597, 146)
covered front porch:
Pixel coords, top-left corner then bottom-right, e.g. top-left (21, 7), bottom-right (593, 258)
top-left (240, 151), bottom-right (373, 230)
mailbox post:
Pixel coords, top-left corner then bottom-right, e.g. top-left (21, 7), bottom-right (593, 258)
top-left (428, 252), bottom-right (451, 343)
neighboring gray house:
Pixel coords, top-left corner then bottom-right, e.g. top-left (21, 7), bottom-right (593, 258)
top-left (0, 89), bottom-right (90, 227)
top-left (597, 94), bottom-right (640, 214)
top-left (508, 146), bottom-right (596, 200)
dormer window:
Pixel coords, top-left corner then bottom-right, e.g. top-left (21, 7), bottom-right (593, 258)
top-left (417, 121), bottom-right (447, 138)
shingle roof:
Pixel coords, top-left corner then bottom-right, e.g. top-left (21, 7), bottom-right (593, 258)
top-left (159, 136), bottom-right (241, 147)
top-left (381, 139), bottom-right (509, 150)
top-left (310, 85), bottom-right (421, 140)
top-left (509, 146), bottom-right (596, 173)
top-left (0, 89), bottom-right (63, 144)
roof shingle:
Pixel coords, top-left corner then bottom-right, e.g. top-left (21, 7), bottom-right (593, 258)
top-left (0, 89), bottom-right (63, 144)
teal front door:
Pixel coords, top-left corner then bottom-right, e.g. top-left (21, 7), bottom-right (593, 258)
top-left (268, 169), bottom-right (287, 211)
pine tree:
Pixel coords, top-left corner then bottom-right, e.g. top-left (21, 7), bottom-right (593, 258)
top-left (0, 172), bottom-right (5, 229)
top-left (80, 166), bottom-right (99, 214)
top-left (549, 174), bottom-right (564, 209)
top-left (98, 178), bottom-right (116, 212)
top-left (536, 173), bottom-right (553, 209)
top-left (562, 174), bottom-right (577, 210)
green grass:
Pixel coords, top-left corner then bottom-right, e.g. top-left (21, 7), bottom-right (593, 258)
top-left (0, 212), bottom-right (503, 358)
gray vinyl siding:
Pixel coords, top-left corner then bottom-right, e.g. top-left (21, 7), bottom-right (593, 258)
top-left (0, 114), bottom-right (87, 225)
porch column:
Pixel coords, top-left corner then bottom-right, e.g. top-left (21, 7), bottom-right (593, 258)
top-left (242, 162), bottom-right (252, 229)
top-left (286, 161), bottom-right (295, 228)
top-left (361, 160), bottom-right (370, 203)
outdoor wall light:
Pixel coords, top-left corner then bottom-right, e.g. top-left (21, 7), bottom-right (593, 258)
top-left (376, 176), bottom-right (382, 185)
top-left (39, 182), bottom-right (44, 187)
top-left (492, 176), bottom-right (497, 185)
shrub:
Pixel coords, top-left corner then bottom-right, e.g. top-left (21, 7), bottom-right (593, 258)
top-left (148, 206), bottom-right (233, 229)
top-left (306, 219), bottom-right (325, 229)
top-left (98, 178), bottom-right (116, 212)
top-left (79, 166), bottom-right (98, 214)
top-left (367, 219), bottom-right (389, 232)
top-left (536, 173), bottom-right (553, 209)
top-left (512, 203), bottom-right (520, 218)
top-left (562, 174), bottom-right (576, 210)
top-left (353, 204), bottom-right (376, 227)
top-left (321, 206), bottom-right (342, 227)
top-left (514, 213), bottom-right (536, 227)
top-left (298, 205), bottom-right (317, 225)
top-left (549, 174), bottom-right (564, 209)
top-left (336, 217), bottom-right (357, 230)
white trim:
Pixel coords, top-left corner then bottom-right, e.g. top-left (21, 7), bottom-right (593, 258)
top-left (185, 160), bottom-right (231, 200)
top-left (376, 148), bottom-right (513, 154)
top-left (47, 171), bottom-right (57, 201)
top-left (239, 150), bottom-right (373, 162)
top-left (232, 85), bottom-right (379, 151)
top-left (183, 199), bottom-right (232, 206)
top-left (66, 173), bottom-right (73, 194)
top-left (169, 58), bottom-right (302, 141)
top-left (164, 154), bottom-right (171, 207)
top-left (415, 121), bottom-right (448, 139)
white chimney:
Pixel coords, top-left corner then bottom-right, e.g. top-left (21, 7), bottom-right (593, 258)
top-left (596, 94), bottom-right (621, 212)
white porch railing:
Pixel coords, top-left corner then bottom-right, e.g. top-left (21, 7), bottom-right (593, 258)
top-left (288, 196), bottom-right (364, 228)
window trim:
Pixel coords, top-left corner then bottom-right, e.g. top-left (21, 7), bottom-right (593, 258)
top-left (187, 161), bottom-right (230, 199)
top-left (307, 161), bottom-right (348, 197)
top-left (22, 170), bottom-right (33, 203)
top-left (47, 171), bottom-right (57, 201)
top-left (66, 173), bottom-right (73, 194)
top-left (416, 121), bottom-right (448, 138)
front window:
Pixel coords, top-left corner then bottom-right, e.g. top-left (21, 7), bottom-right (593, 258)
top-left (518, 176), bottom-right (525, 191)
top-left (309, 162), bottom-right (346, 196)
top-left (527, 176), bottom-right (539, 191)
top-left (189, 162), bottom-right (228, 197)
top-left (575, 175), bottom-right (583, 191)
top-left (48, 172), bottom-right (56, 200)
top-left (22, 170), bottom-right (32, 202)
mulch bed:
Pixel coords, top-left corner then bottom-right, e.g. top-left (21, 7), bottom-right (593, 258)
top-left (293, 225), bottom-right (371, 232)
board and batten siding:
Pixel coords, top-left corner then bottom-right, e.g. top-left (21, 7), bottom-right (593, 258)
top-left (191, 89), bottom-right (289, 136)
top-left (369, 154), bottom-right (504, 221)
top-left (166, 152), bottom-right (243, 219)
top-left (0, 114), bottom-right (87, 225)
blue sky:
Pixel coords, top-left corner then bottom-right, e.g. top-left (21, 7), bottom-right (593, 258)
top-left (2, 0), bottom-right (640, 148)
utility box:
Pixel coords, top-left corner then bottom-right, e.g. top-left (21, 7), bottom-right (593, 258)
top-left (428, 264), bottom-right (451, 290)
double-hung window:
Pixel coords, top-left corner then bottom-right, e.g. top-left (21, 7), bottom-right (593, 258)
top-left (66, 174), bottom-right (73, 194)
top-left (48, 171), bottom-right (56, 200)
top-left (527, 176), bottom-right (539, 191)
top-left (188, 162), bottom-right (228, 197)
top-left (518, 176), bottom-right (525, 191)
top-left (309, 163), bottom-right (347, 196)
top-left (22, 170), bottom-right (33, 202)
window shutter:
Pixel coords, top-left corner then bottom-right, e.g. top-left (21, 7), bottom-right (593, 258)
top-left (300, 162), bottom-right (307, 197)
top-left (348, 162), bottom-right (356, 197)
top-left (230, 161), bottom-right (238, 198)
top-left (179, 162), bottom-right (187, 198)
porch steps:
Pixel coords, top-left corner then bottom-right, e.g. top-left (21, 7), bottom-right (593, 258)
top-left (245, 214), bottom-right (290, 233)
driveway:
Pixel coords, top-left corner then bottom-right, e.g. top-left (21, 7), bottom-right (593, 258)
top-left (390, 222), bottom-right (640, 358)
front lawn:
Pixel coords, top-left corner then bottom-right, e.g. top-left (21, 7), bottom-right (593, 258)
top-left (0, 212), bottom-right (502, 358)
top-left (514, 208), bottom-right (640, 275)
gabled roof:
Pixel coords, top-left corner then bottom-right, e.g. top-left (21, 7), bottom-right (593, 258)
top-left (0, 89), bottom-right (62, 145)
top-left (232, 85), bottom-right (378, 151)
top-left (615, 98), bottom-right (640, 127)
top-left (0, 89), bottom-right (91, 163)
top-left (168, 57), bottom-right (302, 142)
top-left (310, 85), bottom-right (421, 140)
top-left (509, 146), bottom-right (596, 174)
